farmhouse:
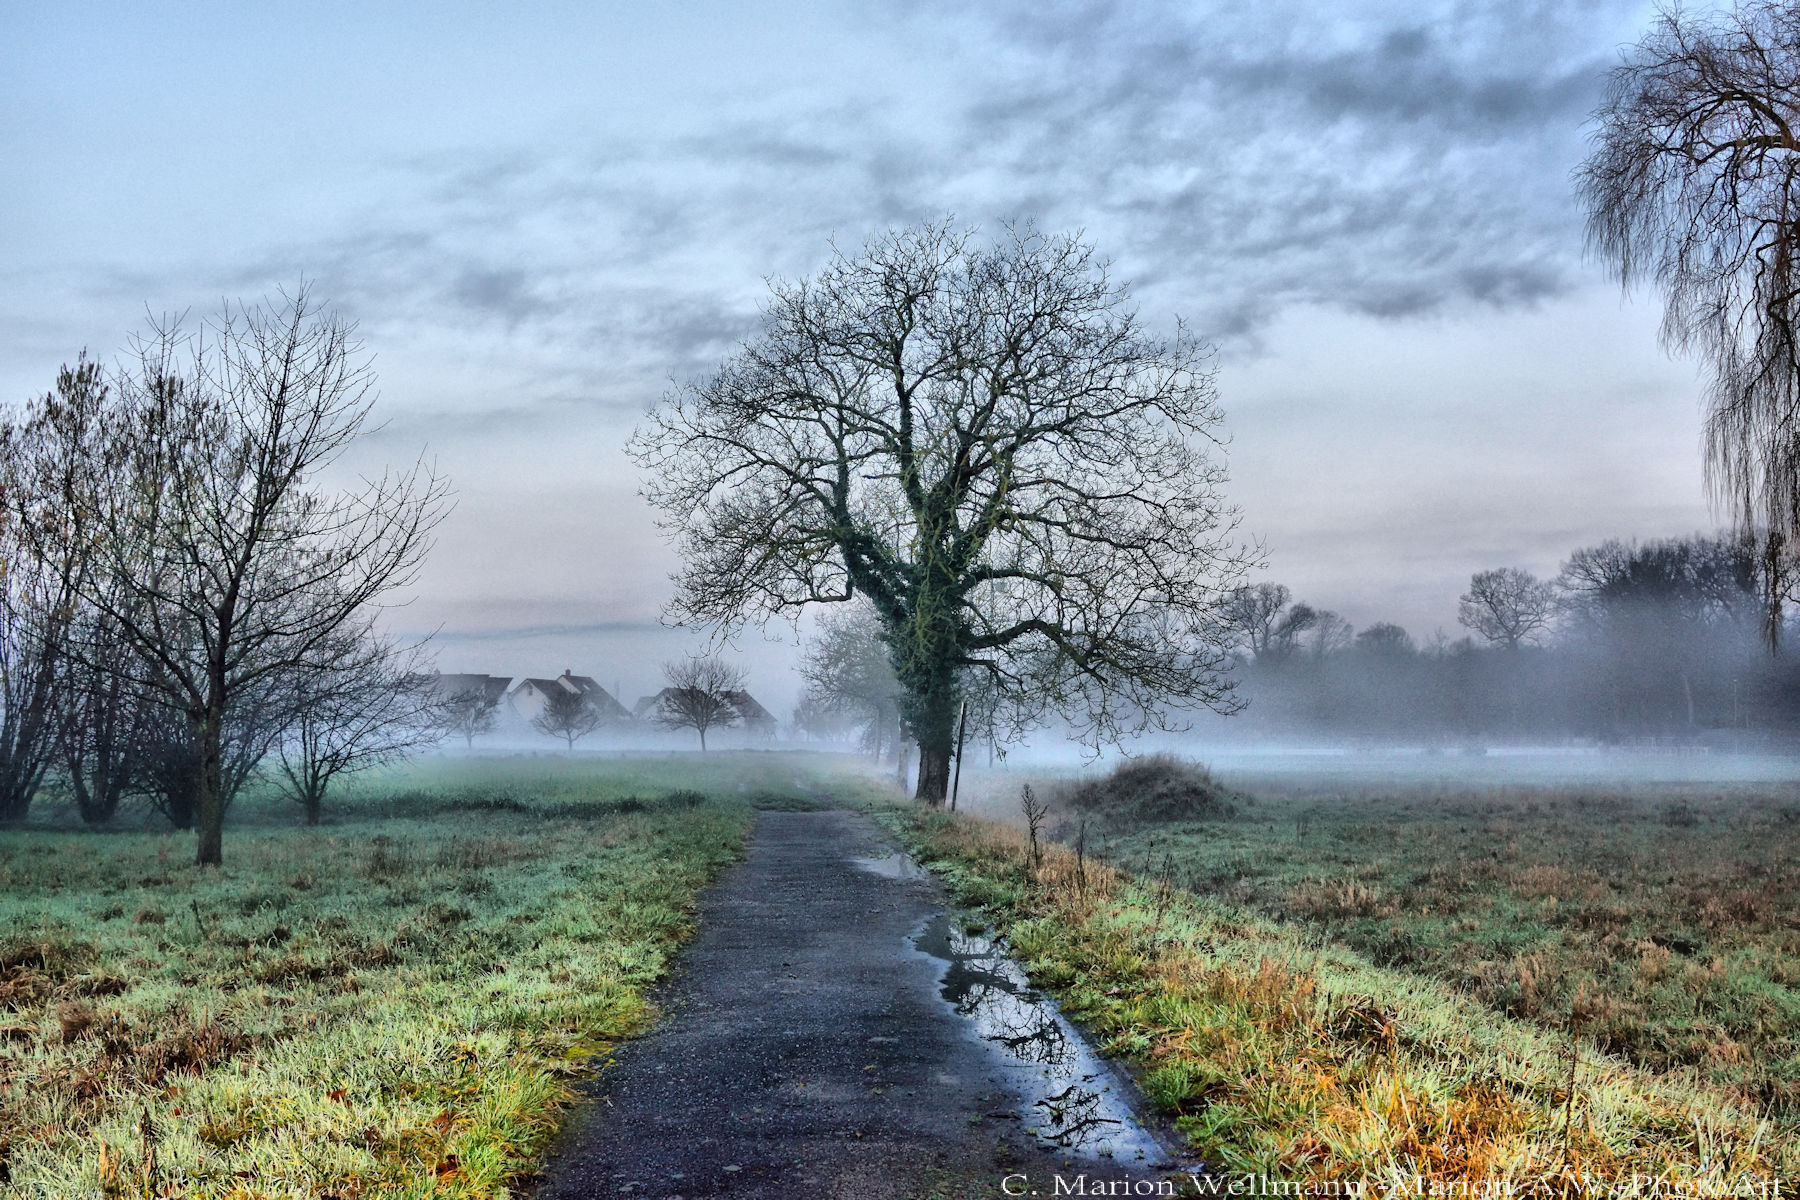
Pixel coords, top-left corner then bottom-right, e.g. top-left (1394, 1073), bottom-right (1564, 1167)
top-left (427, 672), bottom-right (512, 708)
top-left (508, 671), bottom-right (633, 722)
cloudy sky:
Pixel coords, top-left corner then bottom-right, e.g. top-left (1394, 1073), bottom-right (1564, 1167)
top-left (1, 1), bottom-right (1709, 712)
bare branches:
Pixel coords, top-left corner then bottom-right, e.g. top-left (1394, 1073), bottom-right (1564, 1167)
top-left (1579, 3), bottom-right (1800, 581)
top-left (530, 685), bottom-right (604, 752)
top-left (654, 657), bottom-right (746, 751)
top-left (632, 220), bottom-right (1254, 798)
top-left (1459, 568), bottom-right (1558, 649)
top-left (273, 636), bottom-right (441, 823)
top-left (11, 288), bottom-right (448, 863)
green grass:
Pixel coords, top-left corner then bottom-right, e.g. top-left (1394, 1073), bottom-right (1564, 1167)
top-left (1083, 776), bottom-right (1800, 1112)
top-left (873, 790), bottom-right (1800, 1189)
top-left (0, 752), bottom-right (847, 1199)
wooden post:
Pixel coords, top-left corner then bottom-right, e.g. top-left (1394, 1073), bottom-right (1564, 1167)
top-left (950, 699), bottom-right (969, 811)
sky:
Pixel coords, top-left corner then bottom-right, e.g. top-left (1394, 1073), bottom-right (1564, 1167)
top-left (0, 0), bottom-right (1713, 715)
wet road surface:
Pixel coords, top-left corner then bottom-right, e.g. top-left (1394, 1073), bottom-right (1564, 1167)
top-left (533, 808), bottom-right (1178, 1199)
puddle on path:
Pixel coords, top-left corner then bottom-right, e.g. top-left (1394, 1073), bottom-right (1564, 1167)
top-left (850, 852), bottom-right (934, 881)
top-left (912, 911), bottom-right (1168, 1164)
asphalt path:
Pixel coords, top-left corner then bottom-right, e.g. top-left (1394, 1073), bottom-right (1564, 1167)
top-left (534, 808), bottom-right (1176, 1200)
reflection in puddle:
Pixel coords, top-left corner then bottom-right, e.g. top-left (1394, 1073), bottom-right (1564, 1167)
top-left (850, 852), bottom-right (934, 880)
top-left (913, 913), bottom-right (1165, 1162)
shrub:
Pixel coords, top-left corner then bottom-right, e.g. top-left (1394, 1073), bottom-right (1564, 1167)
top-left (1057, 754), bottom-right (1240, 828)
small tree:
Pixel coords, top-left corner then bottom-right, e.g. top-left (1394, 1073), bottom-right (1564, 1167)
top-left (0, 357), bottom-right (100, 822)
top-left (798, 602), bottom-right (904, 759)
top-left (59, 615), bottom-right (152, 827)
top-left (440, 685), bottom-right (498, 749)
top-left (1221, 583), bottom-right (1294, 660)
top-left (532, 685), bottom-right (602, 752)
top-left (1355, 622), bottom-right (1415, 657)
top-left (655, 657), bottom-right (744, 751)
top-left (1458, 567), bottom-right (1556, 649)
top-left (1306, 611), bottom-right (1355, 659)
top-left (275, 637), bottom-right (439, 824)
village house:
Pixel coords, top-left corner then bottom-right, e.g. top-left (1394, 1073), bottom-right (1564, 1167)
top-left (427, 672), bottom-right (513, 709)
top-left (508, 671), bottom-right (633, 723)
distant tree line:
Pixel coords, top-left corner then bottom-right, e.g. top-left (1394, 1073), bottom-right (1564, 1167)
top-left (1220, 532), bottom-right (1800, 742)
top-left (0, 291), bottom-right (447, 862)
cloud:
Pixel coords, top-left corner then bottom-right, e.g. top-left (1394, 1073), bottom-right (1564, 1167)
top-left (8, 4), bottom-right (1654, 447)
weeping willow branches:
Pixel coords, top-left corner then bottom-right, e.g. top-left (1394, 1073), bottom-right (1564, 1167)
top-left (1578, 2), bottom-right (1800, 638)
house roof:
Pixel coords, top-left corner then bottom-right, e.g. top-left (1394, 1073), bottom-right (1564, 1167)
top-left (725, 689), bottom-right (777, 724)
top-left (432, 673), bottom-right (512, 707)
top-left (514, 674), bottom-right (633, 721)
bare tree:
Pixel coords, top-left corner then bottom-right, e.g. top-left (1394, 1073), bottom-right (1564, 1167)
top-left (1306, 611), bottom-right (1355, 660)
top-left (655, 657), bottom-right (744, 751)
top-left (532, 685), bottom-right (603, 752)
top-left (798, 602), bottom-right (905, 759)
top-left (131, 677), bottom-right (291, 831)
top-left (632, 220), bottom-right (1253, 802)
top-left (275, 636), bottom-right (440, 823)
top-left (1355, 622), bottom-right (1415, 657)
top-left (1578, 3), bottom-right (1800, 641)
top-left (1221, 582), bottom-right (1293, 660)
top-left (59, 611), bottom-right (152, 827)
top-left (1458, 567), bottom-right (1557, 649)
top-left (0, 357), bottom-right (103, 821)
top-left (1267, 602), bottom-right (1321, 661)
top-left (440, 686), bottom-right (498, 749)
top-left (18, 289), bottom-right (448, 865)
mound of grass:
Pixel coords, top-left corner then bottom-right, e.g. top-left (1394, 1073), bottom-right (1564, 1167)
top-left (873, 797), bottom-right (1798, 1189)
top-left (1057, 753), bottom-right (1240, 828)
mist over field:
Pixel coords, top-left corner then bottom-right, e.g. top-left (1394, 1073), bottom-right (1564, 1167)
top-left (7, 2), bottom-right (1800, 1195)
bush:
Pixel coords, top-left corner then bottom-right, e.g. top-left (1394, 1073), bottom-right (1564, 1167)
top-left (1057, 754), bottom-right (1240, 828)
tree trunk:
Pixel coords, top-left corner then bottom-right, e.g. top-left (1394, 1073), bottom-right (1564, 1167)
top-left (915, 739), bottom-right (951, 804)
top-left (0, 777), bottom-right (30, 822)
top-left (698, 726), bottom-right (707, 752)
top-left (303, 783), bottom-right (323, 826)
top-left (195, 709), bottom-right (225, 867)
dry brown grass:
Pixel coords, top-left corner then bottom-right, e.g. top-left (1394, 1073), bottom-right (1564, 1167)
top-left (880, 800), bottom-right (1798, 1189)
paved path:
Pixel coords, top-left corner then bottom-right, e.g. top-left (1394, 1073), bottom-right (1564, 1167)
top-left (534, 809), bottom-right (1175, 1200)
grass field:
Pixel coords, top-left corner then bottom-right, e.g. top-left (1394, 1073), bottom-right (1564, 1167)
top-left (1088, 775), bottom-right (1800, 1111)
top-left (0, 752), bottom-right (831, 1199)
top-left (8, 747), bottom-right (1796, 1194)
top-left (881, 766), bottom-right (1800, 1188)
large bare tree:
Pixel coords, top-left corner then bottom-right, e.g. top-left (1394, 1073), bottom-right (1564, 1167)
top-left (19, 290), bottom-right (448, 864)
top-left (632, 221), bottom-right (1252, 801)
top-left (1578, 2), bottom-right (1800, 640)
